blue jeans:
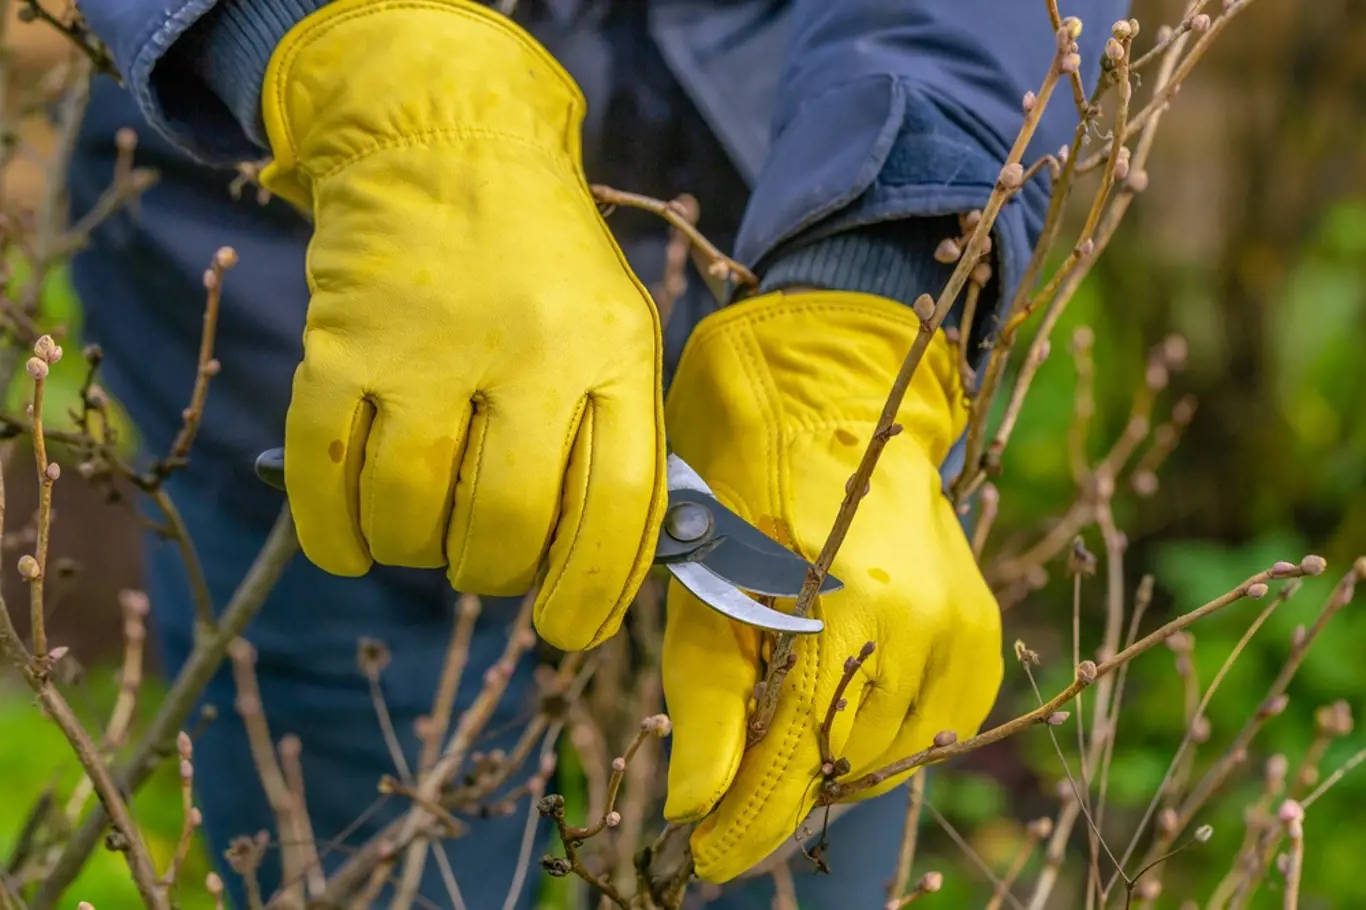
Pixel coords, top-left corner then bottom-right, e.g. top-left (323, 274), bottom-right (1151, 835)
top-left (145, 474), bottom-right (910, 909)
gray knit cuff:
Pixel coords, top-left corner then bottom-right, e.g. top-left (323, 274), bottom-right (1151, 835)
top-left (756, 216), bottom-right (963, 326)
top-left (192, 0), bottom-right (333, 148)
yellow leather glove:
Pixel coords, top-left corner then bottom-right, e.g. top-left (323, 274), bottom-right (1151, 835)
top-left (258, 0), bottom-right (666, 650)
top-left (661, 290), bottom-right (1004, 882)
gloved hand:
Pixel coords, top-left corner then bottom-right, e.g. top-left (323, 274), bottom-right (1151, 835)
top-left (661, 290), bottom-right (1004, 882)
top-left (258, 0), bottom-right (666, 650)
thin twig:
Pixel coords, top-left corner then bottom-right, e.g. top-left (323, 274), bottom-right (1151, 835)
top-left (887, 773), bottom-right (927, 902)
top-left (358, 639), bottom-right (414, 784)
top-left (1303, 744), bottom-right (1366, 810)
top-left (771, 862), bottom-right (798, 910)
top-left (150, 247), bottom-right (234, 484)
top-left (418, 594), bottom-right (480, 774)
top-left (229, 638), bottom-right (305, 907)
top-left (1115, 558), bottom-right (1355, 896)
top-left (1280, 803), bottom-right (1304, 910)
top-left (818, 642), bottom-right (874, 768)
top-left (147, 487), bottom-right (214, 637)
top-left (590, 185), bottom-right (754, 288)
top-left (565, 716), bottom-right (670, 841)
top-left (0, 586), bottom-right (165, 909)
top-left (828, 561), bottom-right (1317, 800)
top-left (388, 598), bottom-right (537, 910)
top-left (17, 1), bottom-right (118, 75)
top-left (24, 337), bottom-right (61, 657)
top-left (987, 818), bottom-right (1052, 910)
top-left (1044, 1), bottom-right (1090, 115)
top-left (650, 193), bottom-right (700, 325)
top-left (926, 801), bottom-right (1022, 910)
top-left (1116, 579), bottom-right (1300, 876)
top-left (159, 732), bottom-right (199, 892)
top-left (32, 507), bottom-right (299, 910)
top-left (1077, 0), bottom-right (1265, 174)
top-left (279, 734), bottom-right (327, 899)
top-left (1109, 552), bottom-right (1355, 901)
top-left (500, 732), bottom-right (556, 910)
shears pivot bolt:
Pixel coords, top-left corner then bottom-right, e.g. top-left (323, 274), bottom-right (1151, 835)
top-left (664, 502), bottom-right (712, 543)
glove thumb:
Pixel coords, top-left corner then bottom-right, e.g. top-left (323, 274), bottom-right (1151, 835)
top-left (661, 579), bottom-right (761, 823)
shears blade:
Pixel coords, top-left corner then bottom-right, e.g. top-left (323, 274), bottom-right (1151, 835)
top-left (667, 559), bottom-right (822, 634)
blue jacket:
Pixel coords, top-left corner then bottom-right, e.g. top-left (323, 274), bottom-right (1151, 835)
top-left (67, 0), bottom-right (1124, 526)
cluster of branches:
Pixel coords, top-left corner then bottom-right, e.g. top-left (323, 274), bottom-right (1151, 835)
top-left (0, 0), bottom-right (1362, 909)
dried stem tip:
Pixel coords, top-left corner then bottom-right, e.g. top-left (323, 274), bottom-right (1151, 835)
top-left (934, 237), bottom-right (963, 263)
top-left (912, 294), bottom-right (934, 323)
top-left (641, 713), bottom-right (672, 737)
top-left (1265, 753), bottom-right (1289, 786)
top-left (33, 335), bottom-right (63, 364)
top-left (1260, 694), bottom-right (1290, 718)
top-left (1278, 799), bottom-right (1304, 824)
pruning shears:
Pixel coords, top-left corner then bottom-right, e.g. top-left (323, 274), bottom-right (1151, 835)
top-left (253, 448), bottom-right (834, 634)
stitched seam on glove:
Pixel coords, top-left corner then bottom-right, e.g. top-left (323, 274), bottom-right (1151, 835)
top-left (301, 128), bottom-right (582, 187)
top-left (734, 321), bottom-right (783, 544)
top-left (706, 296), bottom-right (966, 448)
top-left (685, 296), bottom-right (920, 357)
top-left (692, 318), bottom-right (822, 864)
top-left (573, 210), bottom-right (668, 653)
top-left (445, 397), bottom-right (492, 583)
top-left (524, 394), bottom-right (590, 608)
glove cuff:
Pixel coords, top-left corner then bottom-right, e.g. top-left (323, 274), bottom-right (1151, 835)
top-left (668, 290), bottom-right (968, 470)
top-left (260, 0), bottom-right (587, 209)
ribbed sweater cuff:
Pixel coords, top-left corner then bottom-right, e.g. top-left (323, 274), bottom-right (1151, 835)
top-left (193, 0), bottom-right (333, 147)
top-left (757, 216), bottom-right (962, 324)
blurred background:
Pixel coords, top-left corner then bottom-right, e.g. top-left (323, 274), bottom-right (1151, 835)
top-left (0, 0), bottom-right (1363, 907)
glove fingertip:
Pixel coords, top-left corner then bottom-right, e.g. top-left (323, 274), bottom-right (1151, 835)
top-left (662, 742), bottom-right (741, 824)
top-left (529, 592), bottom-right (624, 653)
top-left (661, 585), bottom-right (754, 826)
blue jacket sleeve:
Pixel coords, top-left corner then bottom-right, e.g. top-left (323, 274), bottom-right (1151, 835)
top-left (75, 0), bottom-right (325, 163)
top-left (744, 0), bottom-right (1129, 319)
